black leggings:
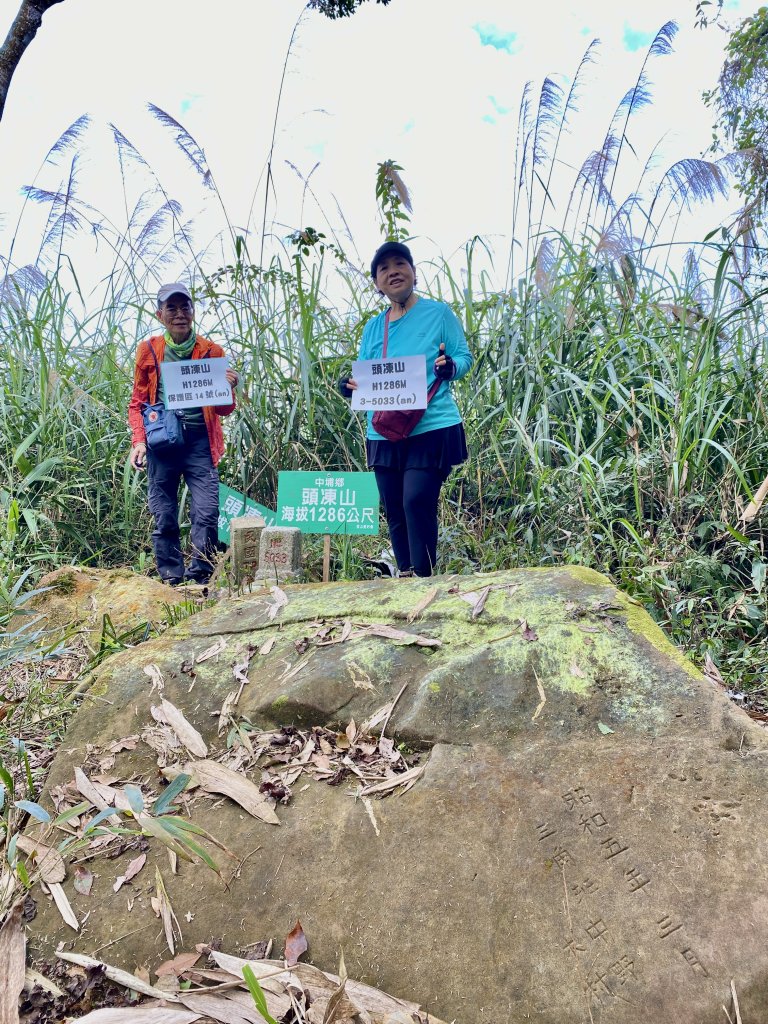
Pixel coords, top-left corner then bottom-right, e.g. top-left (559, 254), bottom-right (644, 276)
top-left (374, 466), bottom-right (448, 577)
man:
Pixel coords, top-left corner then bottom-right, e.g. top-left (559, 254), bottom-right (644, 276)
top-left (128, 283), bottom-right (238, 586)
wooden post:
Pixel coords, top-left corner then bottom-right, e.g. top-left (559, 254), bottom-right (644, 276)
top-left (322, 533), bottom-right (331, 583)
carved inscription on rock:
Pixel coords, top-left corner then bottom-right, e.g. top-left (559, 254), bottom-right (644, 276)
top-left (536, 782), bottom-right (712, 1011)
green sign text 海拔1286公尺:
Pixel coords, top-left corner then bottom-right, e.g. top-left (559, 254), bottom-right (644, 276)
top-left (276, 471), bottom-right (379, 535)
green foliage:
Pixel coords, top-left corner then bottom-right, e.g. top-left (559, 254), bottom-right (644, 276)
top-left (703, 6), bottom-right (768, 215)
top-left (307, 0), bottom-right (392, 19)
top-left (375, 160), bottom-right (412, 242)
top-left (242, 965), bottom-right (280, 1024)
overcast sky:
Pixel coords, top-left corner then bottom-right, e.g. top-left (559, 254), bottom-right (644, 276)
top-left (0, 0), bottom-right (762, 296)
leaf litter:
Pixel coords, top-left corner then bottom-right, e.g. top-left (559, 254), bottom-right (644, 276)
top-left (17, 620), bottom-right (433, 1018)
top-left (51, 938), bottom-right (450, 1024)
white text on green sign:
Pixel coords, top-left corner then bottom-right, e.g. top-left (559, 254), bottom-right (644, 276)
top-left (276, 472), bottom-right (379, 535)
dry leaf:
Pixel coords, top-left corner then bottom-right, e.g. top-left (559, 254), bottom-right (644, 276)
top-left (267, 586), bottom-right (288, 620)
top-left (106, 736), bottom-right (139, 754)
top-left (155, 951), bottom-right (202, 977)
top-left (74, 768), bottom-right (121, 825)
top-left (185, 760), bottom-right (280, 825)
top-left (114, 853), bottom-right (147, 893)
top-left (49, 882), bottom-right (79, 930)
top-left (90, 780), bottom-right (133, 813)
top-left (154, 867), bottom-right (182, 955)
top-left (144, 664), bottom-right (165, 693)
top-left (460, 585), bottom-right (491, 619)
top-left (180, 991), bottom-right (269, 1024)
top-left (285, 920), bottom-right (308, 967)
top-left (15, 835), bottom-right (66, 883)
top-left (520, 619), bottom-right (538, 642)
top-left (321, 977), bottom-right (366, 1024)
top-left (569, 662), bottom-right (586, 678)
top-left (218, 691), bottom-right (240, 734)
top-left (406, 586), bottom-right (439, 623)
top-left (359, 764), bottom-right (425, 797)
top-left (74, 866), bottom-right (93, 896)
top-left (0, 901), bottom-right (25, 1024)
top-left (23, 969), bottom-right (64, 997)
top-left (156, 700), bottom-right (208, 758)
top-left (704, 654), bottom-right (727, 689)
top-left (66, 1010), bottom-right (200, 1024)
top-left (259, 636), bottom-right (276, 656)
top-left (741, 471), bottom-right (768, 524)
top-left (195, 637), bottom-right (227, 663)
top-left (232, 652), bottom-right (252, 687)
top-left (56, 951), bottom-right (181, 1001)
top-left (365, 624), bottom-right (441, 647)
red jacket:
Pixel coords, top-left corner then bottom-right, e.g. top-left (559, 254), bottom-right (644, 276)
top-left (128, 335), bottom-right (236, 466)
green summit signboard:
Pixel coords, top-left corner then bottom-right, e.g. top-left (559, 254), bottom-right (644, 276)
top-left (276, 471), bottom-right (379, 535)
top-left (217, 483), bottom-right (276, 544)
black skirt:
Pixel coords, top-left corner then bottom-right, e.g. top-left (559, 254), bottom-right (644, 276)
top-left (366, 422), bottom-right (468, 477)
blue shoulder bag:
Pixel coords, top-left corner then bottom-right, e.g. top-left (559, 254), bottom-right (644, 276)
top-left (141, 342), bottom-right (184, 451)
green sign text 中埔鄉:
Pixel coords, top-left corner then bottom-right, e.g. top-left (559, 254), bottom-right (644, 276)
top-left (276, 471), bottom-right (379, 535)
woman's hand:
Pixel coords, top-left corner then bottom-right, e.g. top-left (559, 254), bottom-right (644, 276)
top-left (338, 376), bottom-right (358, 398)
top-left (434, 343), bottom-right (456, 381)
top-left (226, 368), bottom-right (239, 389)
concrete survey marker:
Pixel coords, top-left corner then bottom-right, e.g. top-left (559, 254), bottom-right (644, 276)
top-left (29, 568), bottom-right (768, 1023)
top-left (255, 525), bottom-right (302, 581)
top-left (229, 514), bottom-right (266, 582)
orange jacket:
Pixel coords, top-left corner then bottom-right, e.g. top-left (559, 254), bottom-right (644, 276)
top-left (128, 335), bottom-right (236, 466)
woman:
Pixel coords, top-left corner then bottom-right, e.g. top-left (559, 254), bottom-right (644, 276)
top-left (340, 241), bottom-right (473, 577)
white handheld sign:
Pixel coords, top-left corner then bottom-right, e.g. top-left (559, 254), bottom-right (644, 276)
top-left (161, 357), bottom-right (231, 410)
top-left (350, 355), bottom-right (428, 411)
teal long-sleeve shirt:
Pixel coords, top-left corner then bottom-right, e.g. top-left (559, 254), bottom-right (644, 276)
top-left (358, 297), bottom-right (473, 440)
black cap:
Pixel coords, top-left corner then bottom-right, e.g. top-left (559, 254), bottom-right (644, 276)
top-left (370, 241), bottom-right (414, 279)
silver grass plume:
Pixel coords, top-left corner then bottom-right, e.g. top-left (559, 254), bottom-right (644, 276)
top-left (571, 134), bottom-right (621, 212)
top-left (47, 113), bottom-right (91, 159)
top-left (596, 197), bottom-right (640, 261)
top-left (530, 77), bottom-right (564, 169)
top-left (534, 236), bottom-right (556, 295)
top-left (655, 158), bottom-right (728, 211)
top-left (147, 103), bottom-right (215, 190)
top-left (0, 263), bottom-right (46, 310)
top-left (134, 200), bottom-right (184, 254)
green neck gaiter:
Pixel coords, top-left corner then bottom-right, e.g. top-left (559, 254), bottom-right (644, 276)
top-left (163, 329), bottom-right (196, 358)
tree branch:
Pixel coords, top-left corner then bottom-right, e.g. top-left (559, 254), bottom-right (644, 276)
top-left (0, 0), bottom-right (66, 122)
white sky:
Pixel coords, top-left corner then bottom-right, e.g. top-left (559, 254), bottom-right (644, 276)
top-left (0, 0), bottom-right (762, 297)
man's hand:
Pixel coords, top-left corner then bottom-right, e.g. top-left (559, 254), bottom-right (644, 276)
top-left (130, 443), bottom-right (147, 471)
top-left (226, 368), bottom-right (239, 389)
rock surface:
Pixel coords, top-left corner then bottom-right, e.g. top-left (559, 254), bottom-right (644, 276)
top-left (28, 567), bottom-right (191, 644)
top-left (30, 567), bottom-right (768, 1023)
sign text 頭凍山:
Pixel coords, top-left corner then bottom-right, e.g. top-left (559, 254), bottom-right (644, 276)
top-left (161, 357), bottom-right (232, 410)
top-left (276, 471), bottom-right (379, 535)
top-left (350, 355), bottom-right (427, 412)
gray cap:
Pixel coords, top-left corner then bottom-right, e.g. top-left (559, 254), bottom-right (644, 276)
top-left (157, 282), bottom-right (193, 306)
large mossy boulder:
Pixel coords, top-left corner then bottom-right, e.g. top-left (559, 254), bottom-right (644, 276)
top-left (30, 568), bottom-right (768, 1022)
top-left (29, 567), bottom-right (190, 644)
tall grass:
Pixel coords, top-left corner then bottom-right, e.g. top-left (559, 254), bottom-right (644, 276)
top-left (1, 28), bottom-right (767, 692)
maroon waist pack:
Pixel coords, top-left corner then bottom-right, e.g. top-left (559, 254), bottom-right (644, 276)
top-left (371, 310), bottom-right (441, 442)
